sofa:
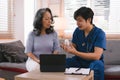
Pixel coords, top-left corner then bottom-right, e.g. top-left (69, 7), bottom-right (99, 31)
top-left (104, 39), bottom-right (120, 80)
top-left (0, 40), bottom-right (28, 80)
top-left (0, 39), bottom-right (120, 80)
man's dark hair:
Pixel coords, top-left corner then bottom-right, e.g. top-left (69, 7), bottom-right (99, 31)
top-left (74, 7), bottom-right (94, 24)
top-left (33, 8), bottom-right (54, 36)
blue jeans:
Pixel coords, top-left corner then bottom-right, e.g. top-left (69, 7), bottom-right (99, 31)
top-left (66, 56), bottom-right (104, 80)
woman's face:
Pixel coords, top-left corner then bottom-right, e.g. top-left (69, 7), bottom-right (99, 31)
top-left (42, 11), bottom-right (52, 29)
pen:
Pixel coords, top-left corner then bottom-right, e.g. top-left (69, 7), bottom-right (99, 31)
top-left (75, 68), bottom-right (80, 71)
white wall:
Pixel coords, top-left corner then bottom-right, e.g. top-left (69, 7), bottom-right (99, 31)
top-left (14, 0), bottom-right (35, 45)
top-left (24, 0), bottom-right (35, 45)
top-left (14, 0), bottom-right (24, 43)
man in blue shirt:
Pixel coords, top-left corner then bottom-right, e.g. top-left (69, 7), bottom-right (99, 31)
top-left (62, 7), bottom-right (106, 80)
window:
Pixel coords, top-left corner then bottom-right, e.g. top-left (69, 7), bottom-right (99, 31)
top-left (0, 0), bottom-right (14, 39)
top-left (64, 0), bottom-right (120, 36)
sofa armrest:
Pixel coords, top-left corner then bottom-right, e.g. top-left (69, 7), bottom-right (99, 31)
top-left (0, 62), bottom-right (27, 73)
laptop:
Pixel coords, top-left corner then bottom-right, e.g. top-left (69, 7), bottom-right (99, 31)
top-left (39, 54), bottom-right (66, 72)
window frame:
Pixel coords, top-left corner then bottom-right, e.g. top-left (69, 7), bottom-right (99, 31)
top-left (0, 0), bottom-right (14, 39)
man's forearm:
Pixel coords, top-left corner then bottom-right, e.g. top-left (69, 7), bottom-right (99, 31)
top-left (73, 50), bottom-right (102, 60)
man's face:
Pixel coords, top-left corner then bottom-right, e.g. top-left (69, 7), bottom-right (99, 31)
top-left (76, 16), bottom-right (90, 30)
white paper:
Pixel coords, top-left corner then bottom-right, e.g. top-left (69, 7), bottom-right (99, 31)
top-left (65, 68), bottom-right (79, 74)
top-left (65, 67), bottom-right (90, 75)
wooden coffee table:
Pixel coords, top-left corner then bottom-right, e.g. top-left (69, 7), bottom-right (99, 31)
top-left (0, 78), bottom-right (5, 80)
top-left (15, 70), bottom-right (94, 80)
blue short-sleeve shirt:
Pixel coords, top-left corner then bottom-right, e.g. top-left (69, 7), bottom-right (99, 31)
top-left (72, 25), bottom-right (106, 61)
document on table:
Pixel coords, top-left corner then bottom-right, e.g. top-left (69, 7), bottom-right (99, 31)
top-left (64, 67), bottom-right (90, 75)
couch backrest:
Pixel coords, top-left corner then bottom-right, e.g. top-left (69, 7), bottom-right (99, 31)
top-left (104, 39), bottom-right (120, 65)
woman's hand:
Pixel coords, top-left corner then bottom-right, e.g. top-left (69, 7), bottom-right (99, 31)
top-left (35, 58), bottom-right (40, 63)
top-left (53, 50), bottom-right (59, 54)
top-left (26, 53), bottom-right (40, 64)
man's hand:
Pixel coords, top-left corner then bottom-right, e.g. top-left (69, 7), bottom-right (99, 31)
top-left (61, 43), bottom-right (77, 54)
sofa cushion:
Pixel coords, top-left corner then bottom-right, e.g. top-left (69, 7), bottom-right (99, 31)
top-left (105, 65), bottom-right (120, 76)
top-left (104, 40), bottom-right (120, 65)
top-left (0, 40), bottom-right (27, 63)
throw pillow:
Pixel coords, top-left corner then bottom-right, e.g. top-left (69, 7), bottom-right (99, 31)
top-left (0, 44), bottom-right (8, 62)
top-left (0, 40), bottom-right (27, 63)
top-left (0, 51), bottom-right (8, 62)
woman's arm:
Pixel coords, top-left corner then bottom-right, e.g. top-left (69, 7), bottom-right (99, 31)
top-left (26, 53), bottom-right (40, 63)
top-left (25, 32), bottom-right (40, 63)
top-left (53, 32), bottom-right (60, 54)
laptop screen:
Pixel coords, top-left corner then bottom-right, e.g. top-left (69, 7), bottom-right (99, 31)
top-left (39, 54), bottom-right (66, 72)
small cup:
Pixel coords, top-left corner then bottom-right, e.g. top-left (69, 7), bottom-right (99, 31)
top-left (64, 39), bottom-right (70, 46)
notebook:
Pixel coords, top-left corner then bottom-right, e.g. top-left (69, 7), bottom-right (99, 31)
top-left (39, 54), bottom-right (66, 72)
top-left (64, 67), bottom-right (90, 75)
